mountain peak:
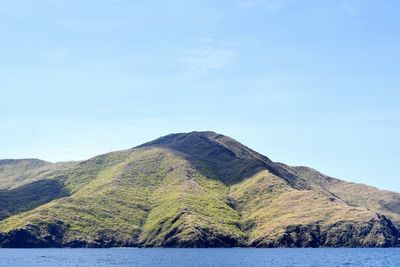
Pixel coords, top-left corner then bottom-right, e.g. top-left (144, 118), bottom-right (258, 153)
top-left (137, 131), bottom-right (299, 185)
top-left (139, 131), bottom-right (221, 146)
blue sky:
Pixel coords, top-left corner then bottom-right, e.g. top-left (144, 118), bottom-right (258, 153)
top-left (0, 0), bottom-right (399, 191)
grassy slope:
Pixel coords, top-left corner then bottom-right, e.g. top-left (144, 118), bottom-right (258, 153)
top-left (0, 159), bottom-right (52, 189)
top-left (1, 131), bottom-right (400, 247)
top-left (292, 166), bottom-right (400, 227)
top-left (327, 182), bottom-right (400, 226)
top-left (0, 147), bottom-right (244, 247)
top-left (0, 160), bottom-right (78, 220)
top-left (229, 170), bottom-right (398, 247)
top-left (0, 179), bottom-right (68, 221)
top-left (138, 131), bottom-right (270, 184)
top-left (0, 148), bottom-right (168, 246)
top-left (0, 149), bottom-right (136, 222)
top-left (140, 157), bottom-right (244, 247)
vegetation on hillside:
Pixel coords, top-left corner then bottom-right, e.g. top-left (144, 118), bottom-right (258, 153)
top-left (1, 131), bottom-right (400, 248)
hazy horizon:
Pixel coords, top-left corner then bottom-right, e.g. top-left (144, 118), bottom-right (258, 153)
top-left (1, 0), bottom-right (399, 191)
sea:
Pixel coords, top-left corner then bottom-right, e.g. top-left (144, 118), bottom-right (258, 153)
top-left (0, 248), bottom-right (399, 267)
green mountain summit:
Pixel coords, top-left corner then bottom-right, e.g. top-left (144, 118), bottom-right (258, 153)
top-left (1, 131), bottom-right (400, 247)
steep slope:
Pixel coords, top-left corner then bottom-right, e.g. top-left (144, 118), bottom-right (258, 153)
top-left (292, 166), bottom-right (400, 227)
top-left (0, 147), bottom-right (245, 247)
top-left (0, 149), bottom-right (136, 222)
top-left (0, 131), bottom-right (400, 248)
top-left (0, 159), bottom-right (51, 189)
top-left (0, 148), bottom-right (150, 247)
top-left (0, 160), bottom-right (77, 220)
top-left (139, 154), bottom-right (244, 247)
top-left (230, 170), bottom-right (400, 247)
top-left (138, 131), bottom-right (307, 188)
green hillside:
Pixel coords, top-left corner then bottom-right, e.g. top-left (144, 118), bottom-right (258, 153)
top-left (0, 160), bottom-right (77, 220)
top-left (0, 159), bottom-right (51, 189)
top-left (1, 131), bottom-right (400, 247)
top-left (292, 166), bottom-right (400, 227)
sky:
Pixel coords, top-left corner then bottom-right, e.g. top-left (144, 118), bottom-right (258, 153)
top-left (0, 0), bottom-right (399, 191)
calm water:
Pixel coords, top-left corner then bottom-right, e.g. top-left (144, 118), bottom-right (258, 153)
top-left (0, 248), bottom-right (399, 267)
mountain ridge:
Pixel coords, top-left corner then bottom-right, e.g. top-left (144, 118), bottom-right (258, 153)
top-left (1, 131), bottom-right (400, 248)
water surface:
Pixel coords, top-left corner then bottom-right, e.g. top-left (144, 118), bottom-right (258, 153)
top-left (1, 248), bottom-right (399, 267)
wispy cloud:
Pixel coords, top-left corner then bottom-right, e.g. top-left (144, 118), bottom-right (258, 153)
top-left (238, 0), bottom-right (363, 15)
top-left (41, 48), bottom-right (72, 64)
top-left (173, 38), bottom-right (237, 76)
top-left (308, 1), bottom-right (362, 16)
top-left (237, 0), bottom-right (292, 12)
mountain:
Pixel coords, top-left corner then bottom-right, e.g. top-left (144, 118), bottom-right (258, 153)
top-left (0, 159), bottom-right (51, 190)
top-left (1, 131), bottom-right (400, 248)
top-left (0, 159), bottom-right (77, 221)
